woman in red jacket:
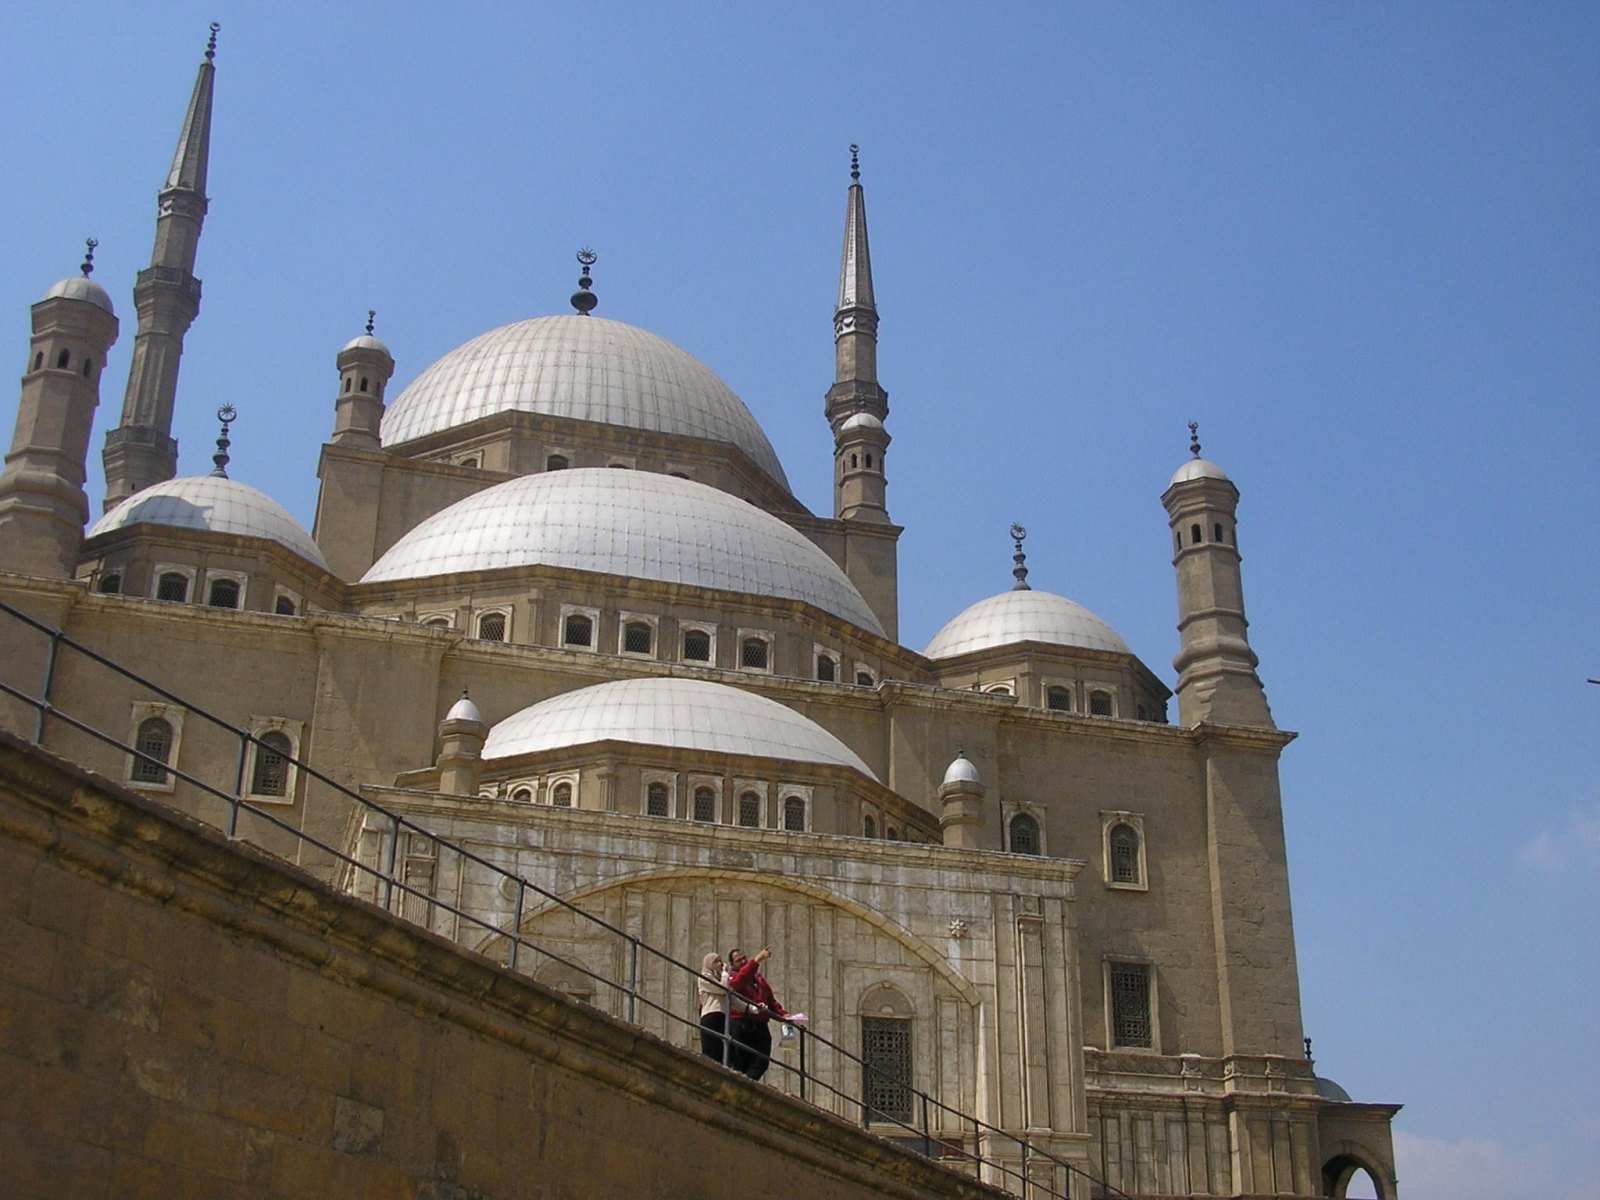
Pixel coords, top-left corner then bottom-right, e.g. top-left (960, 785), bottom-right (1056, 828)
top-left (726, 945), bottom-right (788, 1081)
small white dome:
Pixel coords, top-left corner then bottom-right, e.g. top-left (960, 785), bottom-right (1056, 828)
top-left (445, 693), bottom-right (485, 725)
top-left (942, 753), bottom-right (981, 786)
top-left (341, 333), bottom-right (392, 356)
top-left (44, 275), bottom-right (114, 314)
top-left (361, 469), bottom-right (884, 636)
top-left (381, 315), bottom-right (789, 490)
top-left (839, 412), bottom-right (885, 433)
top-left (1169, 457), bottom-right (1231, 486)
top-left (483, 677), bottom-right (877, 781)
top-left (925, 589), bottom-right (1129, 659)
top-left (86, 476), bottom-right (328, 571)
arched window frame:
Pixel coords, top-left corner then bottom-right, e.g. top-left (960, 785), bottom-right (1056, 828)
top-left (96, 571), bottom-right (122, 595)
top-left (813, 645), bottom-right (840, 683)
top-left (125, 702), bottom-right (185, 792)
top-left (737, 628), bottom-right (774, 674)
top-left (544, 450), bottom-right (572, 472)
top-left (474, 607), bottom-right (511, 643)
top-left (272, 588), bottom-right (301, 617)
top-left (1044, 682), bottom-right (1075, 712)
top-left (559, 604), bottom-right (599, 650)
top-left (1101, 811), bottom-right (1149, 891)
top-left (732, 779), bottom-right (767, 828)
top-left (548, 774), bottom-right (578, 808)
top-left (508, 783), bottom-right (536, 804)
top-left (1006, 809), bottom-right (1044, 856)
top-left (854, 668), bottom-right (876, 688)
top-left (245, 718), bottom-right (304, 804)
top-left (862, 812), bottom-right (877, 839)
top-left (618, 612), bottom-right (658, 658)
top-left (1087, 688), bottom-right (1116, 718)
top-left (689, 777), bottom-right (721, 823)
top-left (856, 984), bottom-right (916, 1126)
top-left (150, 564), bottom-right (196, 604)
top-left (982, 682), bottom-right (1014, 697)
top-left (204, 571), bottom-right (246, 610)
top-left (781, 793), bottom-right (808, 832)
top-left (643, 775), bottom-right (675, 818)
top-left (679, 623), bottom-right (716, 665)
top-left (419, 611), bottom-right (454, 630)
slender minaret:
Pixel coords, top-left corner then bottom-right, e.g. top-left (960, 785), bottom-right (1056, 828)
top-left (827, 145), bottom-right (891, 524)
top-left (1161, 423), bottom-right (1274, 728)
top-left (330, 311), bottom-right (395, 450)
top-left (0, 243), bottom-right (120, 578)
top-left (102, 23), bottom-right (219, 511)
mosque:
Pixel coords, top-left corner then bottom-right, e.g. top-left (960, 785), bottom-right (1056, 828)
top-left (0, 31), bottom-right (1399, 1200)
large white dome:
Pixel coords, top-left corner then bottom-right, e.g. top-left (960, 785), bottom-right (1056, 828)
top-left (380, 315), bottom-right (790, 490)
top-left (86, 476), bottom-right (328, 570)
top-left (924, 589), bottom-right (1129, 659)
top-left (483, 677), bottom-right (877, 781)
top-left (360, 469), bottom-right (884, 637)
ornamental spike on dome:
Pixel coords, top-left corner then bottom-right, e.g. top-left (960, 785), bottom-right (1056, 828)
top-left (81, 238), bottom-right (98, 277)
top-left (1189, 420), bottom-right (1202, 458)
top-left (1010, 523), bottom-right (1031, 591)
top-left (850, 142), bottom-right (860, 182)
top-left (210, 405), bottom-right (236, 477)
top-left (365, 309), bottom-right (376, 336)
top-left (570, 247), bottom-right (598, 316)
top-left (205, 21), bottom-right (219, 62)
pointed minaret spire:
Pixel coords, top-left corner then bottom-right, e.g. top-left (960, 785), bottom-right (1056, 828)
top-left (210, 405), bottom-right (235, 477)
top-left (102, 25), bottom-right (219, 510)
top-left (1010, 524), bottom-right (1031, 591)
top-left (835, 144), bottom-right (877, 332)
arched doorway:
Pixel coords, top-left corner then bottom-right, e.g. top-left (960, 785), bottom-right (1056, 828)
top-left (1324, 1154), bottom-right (1386, 1200)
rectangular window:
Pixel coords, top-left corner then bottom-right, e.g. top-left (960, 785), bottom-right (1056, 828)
top-left (1109, 962), bottom-right (1153, 1049)
top-left (861, 1017), bottom-right (913, 1125)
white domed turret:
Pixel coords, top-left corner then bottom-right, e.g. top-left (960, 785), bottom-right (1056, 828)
top-left (925, 590), bottom-right (1129, 660)
top-left (445, 690), bottom-right (485, 725)
top-left (44, 274), bottom-right (115, 315)
top-left (942, 751), bottom-right (981, 786)
top-left (1169, 456), bottom-right (1231, 487)
top-left (938, 749), bottom-right (985, 849)
top-left (332, 311), bottom-right (395, 451)
top-left (86, 475), bottom-right (328, 571)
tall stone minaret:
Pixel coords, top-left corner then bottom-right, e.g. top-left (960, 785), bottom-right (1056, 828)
top-left (101, 24), bottom-right (219, 512)
top-left (826, 145), bottom-right (891, 524)
top-left (0, 244), bottom-right (120, 578)
top-left (1161, 424), bottom-right (1274, 728)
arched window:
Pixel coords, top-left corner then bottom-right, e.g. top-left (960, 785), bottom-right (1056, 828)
top-left (545, 454), bottom-right (569, 471)
top-left (1045, 685), bottom-right (1073, 712)
top-left (156, 572), bottom-right (189, 602)
top-left (1009, 813), bottom-right (1041, 855)
top-left (510, 787), bottom-right (534, 803)
top-left (274, 595), bottom-right (297, 616)
top-left (97, 573), bottom-right (121, 595)
top-left (1190, 524), bottom-right (1202, 545)
top-left (343, 377), bottom-right (352, 394)
top-left (860, 987), bottom-right (914, 1125)
top-left (855, 670), bottom-right (875, 687)
top-left (56, 348), bottom-right (70, 369)
top-left (608, 462), bottom-right (630, 469)
top-left (693, 786), bottom-right (716, 823)
top-left (1089, 690), bottom-right (1114, 717)
top-left (646, 782), bottom-right (670, 817)
top-left (885, 826), bottom-right (899, 841)
top-left (563, 613), bottom-right (593, 647)
top-left (816, 653), bottom-right (836, 682)
top-left (983, 683), bottom-right (1012, 697)
top-left (849, 453), bottom-right (858, 469)
top-left (476, 612), bottom-right (507, 642)
top-left (1213, 522), bottom-right (1224, 542)
top-left (551, 781), bottom-right (573, 808)
top-left (31, 351), bottom-right (42, 371)
top-left (864, 453), bottom-right (873, 468)
top-left (82, 358), bottom-right (93, 378)
top-left (863, 814), bottom-right (876, 838)
top-left (740, 637), bottom-right (769, 670)
top-left (682, 628), bottom-right (711, 662)
top-left (1174, 531), bottom-right (1182, 552)
top-left (1109, 823), bottom-right (1142, 885)
top-left (207, 578), bottom-right (241, 609)
top-left (359, 376), bottom-right (369, 393)
top-left (738, 791), bottom-right (761, 827)
top-left (130, 718), bottom-right (173, 784)
top-left (783, 796), bottom-right (806, 831)
top-left (250, 731), bottom-right (293, 797)
top-left (623, 620), bottom-right (653, 655)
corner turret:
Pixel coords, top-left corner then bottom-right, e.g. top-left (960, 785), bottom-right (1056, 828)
top-left (331, 311), bottom-right (394, 450)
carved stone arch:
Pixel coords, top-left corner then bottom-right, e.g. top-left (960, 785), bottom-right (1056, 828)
top-left (858, 981), bottom-right (915, 1019)
top-left (1320, 1139), bottom-right (1396, 1200)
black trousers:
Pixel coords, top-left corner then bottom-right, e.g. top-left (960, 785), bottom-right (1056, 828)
top-left (733, 1016), bottom-right (772, 1080)
top-left (699, 1011), bottom-right (732, 1063)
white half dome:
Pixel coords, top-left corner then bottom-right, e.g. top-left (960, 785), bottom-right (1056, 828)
top-left (360, 469), bottom-right (884, 637)
top-left (1169, 457), bottom-right (1231, 486)
top-left (86, 476), bottom-right (328, 571)
top-left (381, 315), bottom-right (790, 490)
top-left (924, 589), bottom-right (1129, 659)
top-left (484, 677), bottom-right (877, 781)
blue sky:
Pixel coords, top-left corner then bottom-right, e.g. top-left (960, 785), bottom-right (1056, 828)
top-left (3, 5), bottom-right (1596, 1196)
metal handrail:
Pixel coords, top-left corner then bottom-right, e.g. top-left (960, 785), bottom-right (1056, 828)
top-left (0, 596), bottom-right (1129, 1200)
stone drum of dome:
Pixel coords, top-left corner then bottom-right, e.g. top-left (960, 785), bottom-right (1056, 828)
top-left (380, 315), bottom-right (790, 489)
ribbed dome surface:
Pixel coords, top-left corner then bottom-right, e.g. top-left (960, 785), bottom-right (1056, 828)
top-left (381, 315), bottom-right (789, 489)
top-left (44, 275), bottom-right (114, 313)
top-left (1169, 457), bottom-right (1231, 486)
top-left (360, 470), bottom-right (884, 636)
top-left (484, 677), bottom-right (876, 781)
top-left (924, 590), bottom-right (1128, 659)
top-left (86, 476), bottom-right (328, 570)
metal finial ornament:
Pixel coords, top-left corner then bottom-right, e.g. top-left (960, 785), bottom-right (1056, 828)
top-left (1304, 1037), bottom-right (1314, 1063)
top-left (571, 247), bottom-right (598, 316)
top-left (365, 309), bottom-right (376, 336)
top-left (206, 22), bottom-right (220, 62)
top-left (210, 404), bottom-right (236, 478)
top-left (850, 143), bottom-right (860, 182)
top-left (80, 238), bottom-right (98, 278)
top-left (1188, 421), bottom-right (1201, 458)
top-left (1010, 523), bottom-right (1031, 591)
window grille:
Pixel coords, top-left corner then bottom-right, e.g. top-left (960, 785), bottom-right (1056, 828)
top-left (476, 612), bottom-right (507, 642)
top-left (511, 787), bottom-right (534, 803)
top-left (886, 826), bottom-right (899, 841)
top-left (816, 654), bottom-right (836, 682)
top-left (274, 595), bottom-right (297, 616)
top-left (855, 671), bottom-right (874, 687)
top-left (647, 783), bottom-right (670, 817)
top-left (1110, 963), bottom-right (1153, 1048)
top-left (551, 782), bottom-right (573, 808)
top-left (741, 638), bottom-right (769, 670)
top-left (251, 731), bottom-right (293, 797)
top-left (861, 1017), bottom-right (913, 1125)
top-left (563, 614), bottom-right (593, 647)
top-left (1110, 824), bottom-right (1141, 884)
top-left (1009, 813), bottom-right (1041, 856)
top-left (623, 622), bottom-right (653, 654)
top-left (156, 572), bottom-right (189, 602)
top-left (783, 797), bottom-right (805, 831)
top-left (693, 787), bottom-right (716, 822)
top-left (131, 717), bottom-right (173, 784)
top-left (738, 792), bottom-right (761, 827)
top-left (206, 578), bottom-right (241, 609)
top-left (546, 454), bottom-right (569, 471)
top-left (1089, 690), bottom-right (1114, 717)
top-left (682, 629), bottom-right (711, 661)
top-left (97, 574), bottom-right (121, 595)
top-left (1046, 686), bottom-right (1073, 712)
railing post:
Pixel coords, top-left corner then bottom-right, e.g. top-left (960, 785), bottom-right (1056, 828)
top-left (380, 813), bottom-right (400, 911)
top-left (1020, 1138), bottom-right (1030, 1200)
top-left (797, 1024), bottom-right (808, 1101)
top-left (921, 1091), bottom-right (932, 1159)
top-left (625, 936), bottom-right (639, 1023)
top-left (33, 628), bottom-right (62, 743)
top-left (227, 730), bottom-right (249, 839)
top-left (507, 878), bottom-right (525, 971)
top-left (974, 1115), bottom-right (984, 1177)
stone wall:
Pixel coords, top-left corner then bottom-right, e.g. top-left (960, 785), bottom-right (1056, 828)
top-left (0, 733), bottom-right (1011, 1200)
